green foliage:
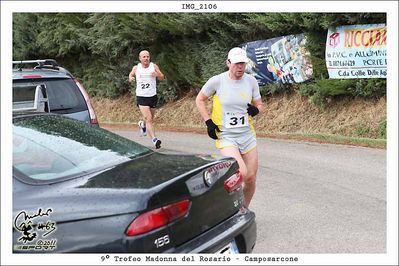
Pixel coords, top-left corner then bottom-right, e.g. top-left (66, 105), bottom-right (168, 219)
top-left (12, 12), bottom-right (386, 104)
top-left (378, 119), bottom-right (387, 139)
top-left (297, 83), bottom-right (315, 98)
top-left (355, 124), bottom-right (371, 137)
top-left (304, 32), bottom-right (328, 79)
top-left (156, 81), bottom-right (180, 105)
top-left (298, 79), bottom-right (356, 108)
top-left (13, 13), bottom-right (41, 60)
top-left (260, 83), bottom-right (293, 96)
top-left (349, 79), bottom-right (387, 98)
top-left (298, 78), bottom-right (387, 109)
top-left (316, 79), bottom-right (357, 96)
top-left (35, 13), bottom-right (91, 57)
top-left (354, 121), bottom-right (386, 139)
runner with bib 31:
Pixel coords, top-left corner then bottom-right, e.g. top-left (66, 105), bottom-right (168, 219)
top-left (195, 47), bottom-right (264, 207)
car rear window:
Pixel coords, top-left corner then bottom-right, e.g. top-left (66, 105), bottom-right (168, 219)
top-left (13, 78), bottom-right (87, 114)
top-left (13, 115), bottom-right (151, 182)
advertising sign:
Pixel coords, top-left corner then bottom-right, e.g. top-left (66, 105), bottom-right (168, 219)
top-left (241, 34), bottom-right (313, 86)
top-left (325, 24), bottom-right (387, 78)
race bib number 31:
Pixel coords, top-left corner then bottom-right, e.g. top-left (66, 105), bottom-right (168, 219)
top-left (224, 112), bottom-right (249, 128)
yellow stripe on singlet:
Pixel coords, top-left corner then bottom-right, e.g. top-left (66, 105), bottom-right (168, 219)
top-left (212, 95), bottom-right (222, 148)
top-left (211, 95), bottom-right (222, 125)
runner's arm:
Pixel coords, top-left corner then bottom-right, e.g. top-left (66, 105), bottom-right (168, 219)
top-left (251, 98), bottom-right (264, 114)
top-left (196, 91), bottom-right (211, 122)
top-left (129, 66), bottom-right (137, 83)
top-left (250, 75), bottom-right (264, 114)
top-left (153, 64), bottom-right (165, 81)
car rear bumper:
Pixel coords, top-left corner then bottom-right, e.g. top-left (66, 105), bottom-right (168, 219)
top-left (166, 208), bottom-right (256, 253)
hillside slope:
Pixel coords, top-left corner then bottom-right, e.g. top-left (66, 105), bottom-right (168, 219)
top-left (92, 93), bottom-right (386, 140)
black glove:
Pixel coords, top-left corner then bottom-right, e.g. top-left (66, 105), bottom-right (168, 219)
top-left (247, 103), bottom-right (259, 117)
top-left (205, 119), bottom-right (220, 140)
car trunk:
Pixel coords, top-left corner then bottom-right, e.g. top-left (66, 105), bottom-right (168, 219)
top-left (81, 152), bottom-right (243, 251)
top-left (153, 156), bottom-right (243, 249)
top-left (13, 152), bottom-right (243, 252)
top-left (14, 152), bottom-right (236, 219)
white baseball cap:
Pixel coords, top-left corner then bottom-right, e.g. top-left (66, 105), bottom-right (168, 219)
top-left (227, 47), bottom-right (249, 64)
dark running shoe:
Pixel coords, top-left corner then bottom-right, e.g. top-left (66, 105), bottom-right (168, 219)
top-left (152, 137), bottom-right (162, 149)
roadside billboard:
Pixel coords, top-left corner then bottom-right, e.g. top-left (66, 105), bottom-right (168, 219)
top-left (241, 34), bottom-right (313, 86)
top-left (325, 24), bottom-right (387, 79)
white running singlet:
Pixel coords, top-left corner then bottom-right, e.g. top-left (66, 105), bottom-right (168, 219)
top-left (201, 71), bottom-right (261, 153)
top-left (136, 62), bottom-right (157, 97)
top-left (201, 71), bottom-right (261, 134)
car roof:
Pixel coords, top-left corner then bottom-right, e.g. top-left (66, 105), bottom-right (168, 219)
top-left (13, 68), bottom-right (72, 80)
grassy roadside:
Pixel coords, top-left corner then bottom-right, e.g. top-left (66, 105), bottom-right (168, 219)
top-left (101, 122), bottom-right (386, 149)
top-left (258, 132), bottom-right (386, 149)
top-left (94, 92), bottom-right (387, 150)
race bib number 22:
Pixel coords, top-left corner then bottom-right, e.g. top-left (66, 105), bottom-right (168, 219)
top-left (140, 83), bottom-right (150, 89)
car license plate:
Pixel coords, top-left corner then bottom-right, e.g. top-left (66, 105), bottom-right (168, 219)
top-left (217, 239), bottom-right (239, 254)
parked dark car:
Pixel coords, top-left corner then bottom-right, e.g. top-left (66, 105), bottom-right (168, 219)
top-left (12, 112), bottom-right (256, 253)
top-left (13, 59), bottom-right (98, 126)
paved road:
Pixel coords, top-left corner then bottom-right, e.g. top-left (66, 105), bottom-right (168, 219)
top-left (106, 127), bottom-right (386, 253)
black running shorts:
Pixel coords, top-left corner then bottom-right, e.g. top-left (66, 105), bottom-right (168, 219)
top-left (136, 95), bottom-right (158, 108)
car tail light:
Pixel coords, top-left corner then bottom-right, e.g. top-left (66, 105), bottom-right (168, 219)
top-left (224, 171), bottom-right (242, 193)
top-left (75, 79), bottom-right (99, 125)
top-left (125, 199), bottom-right (191, 236)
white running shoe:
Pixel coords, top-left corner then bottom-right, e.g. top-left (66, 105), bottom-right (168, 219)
top-left (138, 120), bottom-right (147, 136)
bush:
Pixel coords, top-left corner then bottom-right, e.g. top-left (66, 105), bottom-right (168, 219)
top-left (260, 83), bottom-right (293, 96)
top-left (156, 81), bottom-right (180, 105)
top-left (297, 78), bottom-right (387, 109)
top-left (304, 32), bottom-right (329, 79)
top-left (298, 82), bottom-right (317, 97)
top-left (298, 79), bottom-right (352, 109)
top-left (316, 79), bottom-right (356, 96)
top-left (80, 65), bottom-right (122, 98)
top-left (349, 79), bottom-right (387, 98)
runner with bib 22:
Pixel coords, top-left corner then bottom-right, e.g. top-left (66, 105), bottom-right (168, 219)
top-left (129, 50), bottom-right (165, 149)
